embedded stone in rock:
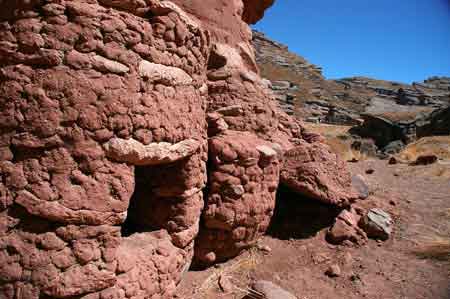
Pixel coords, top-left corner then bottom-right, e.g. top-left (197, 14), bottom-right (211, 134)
top-left (250, 280), bottom-right (297, 299)
top-left (257, 145), bottom-right (278, 158)
top-left (43, 264), bottom-right (116, 297)
top-left (104, 138), bottom-right (200, 166)
top-left (325, 264), bottom-right (341, 278)
top-left (113, 231), bottom-right (189, 299)
top-left (281, 141), bottom-right (357, 206)
top-left (257, 145), bottom-right (280, 167)
top-left (216, 105), bottom-right (244, 117)
top-left (302, 131), bottom-right (326, 144)
top-left (15, 190), bottom-right (127, 225)
top-left (153, 0), bottom-right (200, 29)
top-left (359, 208), bottom-right (393, 241)
top-left (138, 60), bottom-right (193, 85)
top-left (194, 131), bottom-right (280, 266)
top-left (98, 0), bottom-right (151, 15)
top-left (207, 112), bottom-right (229, 136)
top-left (91, 55), bottom-right (129, 74)
top-left (207, 69), bottom-right (233, 81)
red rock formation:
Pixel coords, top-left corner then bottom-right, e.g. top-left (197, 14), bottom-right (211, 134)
top-left (243, 0), bottom-right (275, 24)
top-left (195, 131), bottom-right (280, 266)
top-left (0, 0), bottom-right (209, 297)
top-left (281, 141), bottom-right (358, 207)
top-left (327, 209), bottom-right (368, 245)
top-left (0, 0), bottom-right (357, 297)
top-left (183, 0), bottom-right (304, 266)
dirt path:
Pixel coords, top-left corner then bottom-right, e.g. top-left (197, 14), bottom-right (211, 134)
top-left (176, 159), bottom-right (450, 299)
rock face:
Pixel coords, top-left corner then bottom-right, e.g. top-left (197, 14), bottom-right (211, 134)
top-left (341, 76), bottom-right (450, 111)
top-left (242, 0), bottom-right (275, 24)
top-left (350, 105), bottom-right (450, 150)
top-left (417, 106), bottom-right (450, 137)
top-left (351, 113), bottom-right (424, 149)
top-left (0, 0), bottom-right (210, 298)
top-left (195, 131), bottom-right (280, 266)
top-left (281, 141), bottom-right (357, 206)
top-left (0, 0), bottom-right (357, 297)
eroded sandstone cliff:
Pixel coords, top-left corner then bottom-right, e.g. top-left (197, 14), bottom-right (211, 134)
top-left (0, 1), bottom-right (355, 298)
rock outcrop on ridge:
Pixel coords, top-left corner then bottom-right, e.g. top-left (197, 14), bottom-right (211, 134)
top-left (0, 0), bottom-right (356, 297)
top-left (253, 30), bottom-right (450, 158)
top-left (253, 30), bottom-right (450, 127)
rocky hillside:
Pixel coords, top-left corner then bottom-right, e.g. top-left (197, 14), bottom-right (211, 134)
top-left (253, 30), bottom-right (450, 125)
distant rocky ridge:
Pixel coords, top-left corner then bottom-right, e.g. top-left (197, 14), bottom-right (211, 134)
top-left (253, 30), bottom-right (450, 151)
top-left (253, 30), bottom-right (450, 124)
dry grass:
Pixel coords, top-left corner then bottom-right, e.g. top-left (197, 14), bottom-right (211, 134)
top-left (443, 208), bottom-right (450, 218)
top-left (259, 62), bottom-right (317, 103)
top-left (303, 123), bottom-right (371, 161)
top-left (375, 109), bottom-right (434, 122)
top-left (413, 236), bottom-right (450, 262)
top-left (401, 164), bottom-right (450, 179)
top-left (193, 248), bottom-right (263, 299)
top-left (398, 136), bottom-right (450, 162)
top-left (324, 137), bottom-right (359, 161)
top-left (411, 206), bottom-right (450, 263)
top-left (303, 123), bottom-right (352, 138)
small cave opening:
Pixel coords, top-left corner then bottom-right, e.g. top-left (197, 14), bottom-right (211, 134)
top-left (267, 185), bottom-right (342, 240)
top-left (121, 165), bottom-right (159, 237)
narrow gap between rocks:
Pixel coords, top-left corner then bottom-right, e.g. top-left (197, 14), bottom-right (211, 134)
top-left (267, 185), bottom-right (342, 240)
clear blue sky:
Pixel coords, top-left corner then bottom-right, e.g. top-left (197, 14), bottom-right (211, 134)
top-left (253, 0), bottom-right (450, 84)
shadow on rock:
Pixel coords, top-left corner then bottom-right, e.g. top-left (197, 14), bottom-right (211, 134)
top-left (267, 185), bottom-right (342, 240)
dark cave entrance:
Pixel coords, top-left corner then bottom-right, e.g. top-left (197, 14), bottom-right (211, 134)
top-left (267, 184), bottom-right (342, 240)
top-left (120, 159), bottom-right (190, 238)
top-left (121, 165), bottom-right (158, 237)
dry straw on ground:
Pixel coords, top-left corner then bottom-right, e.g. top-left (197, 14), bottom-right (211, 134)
top-left (413, 236), bottom-right (450, 262)
top-left (193, 248), bottom-right (263, 298)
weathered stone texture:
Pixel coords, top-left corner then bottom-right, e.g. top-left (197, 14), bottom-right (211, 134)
top-left (0, 0), bottom-right (359, 297)
top-left (281, 141), bottom-right (357, 207)
top-left (0, 0), bottom-right (209, 298)
top-left (194, 131), bottom-right (280, 266)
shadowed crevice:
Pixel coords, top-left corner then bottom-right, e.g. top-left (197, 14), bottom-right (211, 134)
top-left (267, 185), bottom-right (342, 240)
top-left (121, 166), bottom-right (158, 237)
